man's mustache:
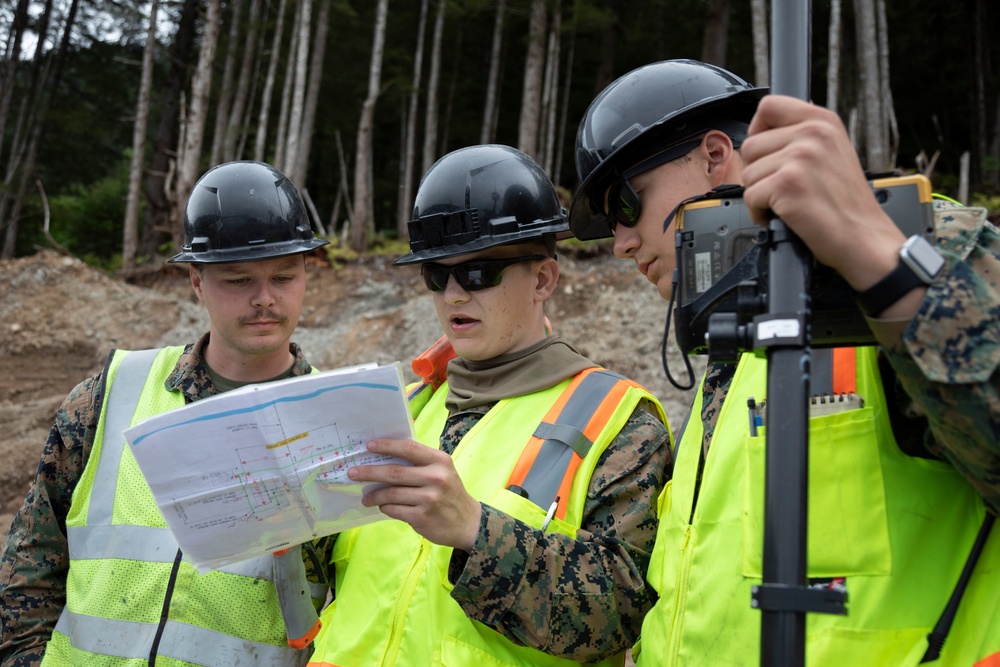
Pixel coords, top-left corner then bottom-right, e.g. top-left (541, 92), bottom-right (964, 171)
top-left (239, 309), bottom-right (286, 324)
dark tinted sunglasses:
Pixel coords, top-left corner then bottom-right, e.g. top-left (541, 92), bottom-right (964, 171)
top-left (605, 137), bottom-right (704, 232)
top-left (421, 255), bottom-right (547, 292)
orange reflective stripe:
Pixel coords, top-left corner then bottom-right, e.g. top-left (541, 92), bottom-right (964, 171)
top-left (507, 369), bottom-right (638, 522)
top-left (551, 379), bottom-right (633, 520)
top-left (507, 435), bottom-right (546, 489)
top-left (554, 454), bottom-right (583, 521)
top-left (506, 369), bottom-right (598, 489)
top-left (832, 347), bottom-right (857, 395)
top-left (977, 651), bottom-right (1000, 667)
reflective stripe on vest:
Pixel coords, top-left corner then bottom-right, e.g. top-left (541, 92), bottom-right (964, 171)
top-left (89, 347), bottom-right (159, 525)
top-left (316, 371), bottom-right (667, 667)
top-left (46, 348), bottom-right (309, 667)
top-left (506, 368), bottom-right (639, 522)
top-left (52, 608), bottom-right (295, 664)
top-left (811, 347), bottom-right (857, 396)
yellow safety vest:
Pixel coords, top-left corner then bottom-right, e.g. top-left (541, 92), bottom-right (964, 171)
top-left (635, 346), bottom-right (1000, 666)
top-left (308, 368), bottom-right (668, 667)
top-left (43, 347), bottom-right (315, 667)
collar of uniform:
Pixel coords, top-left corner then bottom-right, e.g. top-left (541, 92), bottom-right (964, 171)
top-left (445, 335), bottom-right (597, 412)
top-left (163, 333), bottom-right (313, 401)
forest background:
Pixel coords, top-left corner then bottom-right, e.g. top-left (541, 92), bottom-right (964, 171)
top-left (1, 0), bottom-right (999, 269)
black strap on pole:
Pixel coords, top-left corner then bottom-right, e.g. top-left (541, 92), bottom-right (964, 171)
top-left (751, 1), bottom-right (845, 665)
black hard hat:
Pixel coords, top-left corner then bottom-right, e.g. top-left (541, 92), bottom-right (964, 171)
top-left (569, 59), bottom-right (767, 241)
top-left (393, 144), bottom-right (568, 265)
top-left (169, 161), bottom-right (328, 264)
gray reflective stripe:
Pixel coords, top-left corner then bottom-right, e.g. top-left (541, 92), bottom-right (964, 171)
top-left (520, 370), bottom-right (625, 507)
top-left (812, 348), bottom-right (834, 397)
top-left (89, 348), bottom-right (162, 526)
top-left (67, 525), bottom-right (284, 581)
top-left (67, 524), bottom-right (178, 561)
top-left (53, 608), bottom-right (306, 666)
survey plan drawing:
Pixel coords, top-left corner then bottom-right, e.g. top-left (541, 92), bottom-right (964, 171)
top-left (124, 362), bottom-right (414, 570)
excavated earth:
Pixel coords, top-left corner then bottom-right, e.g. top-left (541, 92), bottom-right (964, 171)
top-left (0, 247), bottom-right (705, 541)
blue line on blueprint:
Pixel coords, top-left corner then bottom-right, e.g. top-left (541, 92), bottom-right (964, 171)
top-left (131, 381), bottom-right (396, 445)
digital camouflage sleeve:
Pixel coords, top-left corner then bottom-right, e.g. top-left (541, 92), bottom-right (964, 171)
top-left (867, 203), bottom-right (1000, 515)
top-left (443, 401), bottom-right (672, 662)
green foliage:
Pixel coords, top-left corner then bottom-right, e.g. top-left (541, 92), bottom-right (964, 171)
top-left (6, 0), bottom-right (998, 263)
top-left (320, 235), bottom-right (411, 268)
top-left (47, 166), bottom-right (130, 271)
top-left (970, 193), bottom-right (1000, 219)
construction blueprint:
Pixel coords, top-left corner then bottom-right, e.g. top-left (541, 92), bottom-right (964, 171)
top-left (124, 362), bottom-right (414, 570)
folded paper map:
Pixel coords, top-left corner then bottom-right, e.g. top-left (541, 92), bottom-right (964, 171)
top-left (124, 362), bottom-right (413, 570)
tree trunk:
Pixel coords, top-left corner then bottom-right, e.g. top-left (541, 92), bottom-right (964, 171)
top-left (254, 0), bottom-right (290, 162)
top-left (750, 0), bottom-right (768, 86)
top-left (122, 0), bottom-right (160, 271)
top-left (826, 0), bottom-right (842, 112)
top-left (398, 0), bottom-right (430, 237)
top-left (173, 0), bottom-right (222, 253)
top-left (479, 0), bottom-right (506, 145)
top-left (349, 0), bottom-right (389, 253)
top-left (0, 0), bottom-right (30, 165)
top-left (284, 0), bottom-right (313, 185)
top-left (209, 0), bottom-right (244, 167)
top-left (223, 0), bottom-right (263, 162)
top-left (274, 1), bottom-right (302, 171)
top-left (853, 0), bottom-right (887, 172)
top-left (553, 1), bottom-right (577, 186)
top-left (140, 0), bottom-right (197, 260)
top-left (421, 0), bottom-right (446, 174)
top-left (517, 0), bottom-right (546, 158)
top-left (701, 0), bottom-right (730, 67)
top-left (0, 0), bottom-right (54, 258)
top-left (540, 1), bottom-right (561, 174)
top-left (235, 25), bottom-right (266, 160)
top-left (291, 0), bottom-right (330, 189)
top-left (875, 0), bottom-right (897, 168)
top-left (2, 0), bottom-right (78, 259)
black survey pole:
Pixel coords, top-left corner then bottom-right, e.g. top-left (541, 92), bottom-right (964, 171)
top-left (758, 0), bottom-right (813, 666)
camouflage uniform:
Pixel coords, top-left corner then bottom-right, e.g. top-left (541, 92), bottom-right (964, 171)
top-left (698, 203), bottom-right (1000, 514)
top-left (0, 335), bottom-right (334, 667)
top-left (439, 399), bottom-right (671, 661)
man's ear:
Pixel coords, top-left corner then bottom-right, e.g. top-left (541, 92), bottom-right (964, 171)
top-left (533, 257), bottom-right (560, 301)
top-left (189, 264), bottom-right (205, 302)
top-left (703, 130), bottom-right (739, 187)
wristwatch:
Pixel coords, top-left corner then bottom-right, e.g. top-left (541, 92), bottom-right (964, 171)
top-left (855, 235), bottom-right (945, 316)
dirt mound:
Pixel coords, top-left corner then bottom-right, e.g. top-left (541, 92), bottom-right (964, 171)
top-left (0, 248), bottom-right (704, 539)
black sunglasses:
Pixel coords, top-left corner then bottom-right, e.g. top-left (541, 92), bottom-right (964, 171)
top-left (605, 137), bottom-right (704, 232)
top-left (420, 255), bottom-right (547, 292)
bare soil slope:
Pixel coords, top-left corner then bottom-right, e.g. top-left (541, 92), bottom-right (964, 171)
top-left (0, 249), bottom-right (704, 540)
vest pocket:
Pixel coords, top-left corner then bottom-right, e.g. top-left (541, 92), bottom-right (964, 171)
top-left (486, 487), bottom-right (576, 539)
top-left (741, 407), bottom-right (892, 578)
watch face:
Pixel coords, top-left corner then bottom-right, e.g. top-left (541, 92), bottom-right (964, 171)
top-left (901, 235), bottom-right (945, 283)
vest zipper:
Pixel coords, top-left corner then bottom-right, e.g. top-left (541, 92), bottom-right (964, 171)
top-left (148, 547), bottom-right (184, 665)
top-left (665, 527), bottom-right (694, 666)
top-left (380, 539), bottom-right (431, 666)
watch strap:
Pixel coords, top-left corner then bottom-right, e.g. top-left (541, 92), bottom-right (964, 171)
top-left (855, 259), bottom-right (927, 316)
